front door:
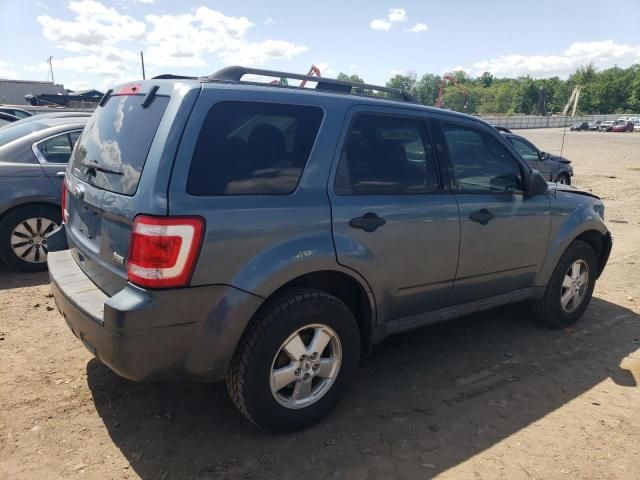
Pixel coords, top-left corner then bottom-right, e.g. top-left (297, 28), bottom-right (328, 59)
top-left (434, 120), bottom-right (551, 305)
top-left (329, 108), bottom-right (460, 322)
top-left (508, 135), bottom-right (554, 180)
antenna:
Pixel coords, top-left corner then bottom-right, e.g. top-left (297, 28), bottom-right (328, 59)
top-left (47, 56), bottom-right (54, 84)
top-left (140, 51), bottom-right (146, 80)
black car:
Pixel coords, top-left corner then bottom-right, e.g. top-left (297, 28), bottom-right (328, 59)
top-left (0, 106), bottom-right (33, 119)
top-left (501, 132), bottom-right (573, 184)
top-left (0, 112), bottom-right (19, 127)
top-left (570, 122), bottom-right (589, 131)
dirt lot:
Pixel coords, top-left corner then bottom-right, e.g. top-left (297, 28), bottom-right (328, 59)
top-left (1, 128), bottom-right (639, 480)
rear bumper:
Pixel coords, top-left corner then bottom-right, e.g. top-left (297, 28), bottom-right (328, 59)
top-left (48, 247), bottom-right (263, 382)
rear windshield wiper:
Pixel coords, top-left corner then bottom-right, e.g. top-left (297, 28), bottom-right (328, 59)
top-left (80, 160), bottom-right (123, 175)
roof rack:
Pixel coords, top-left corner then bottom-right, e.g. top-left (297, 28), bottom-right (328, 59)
top-left (153, 74), bottom-right (198, 80)
top-left (207, 66), bottom-right (418, 103)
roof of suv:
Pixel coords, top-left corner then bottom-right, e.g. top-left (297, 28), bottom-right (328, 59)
top-left (148, 66), bottom-right (481, 125)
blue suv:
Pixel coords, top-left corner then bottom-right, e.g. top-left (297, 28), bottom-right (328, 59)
top-left (48, 67), bottom-right (612, 432)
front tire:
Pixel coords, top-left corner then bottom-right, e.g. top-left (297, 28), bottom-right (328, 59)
top-left (0, 205), bottom-right (60, 272)
top-left (529, 240), bottom-right (597, 328)
top-left (226, 288), bottom-right (361, 432)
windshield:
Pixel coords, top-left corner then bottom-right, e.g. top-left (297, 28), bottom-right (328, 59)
top-left (69, 94), bottom-right (169, 195)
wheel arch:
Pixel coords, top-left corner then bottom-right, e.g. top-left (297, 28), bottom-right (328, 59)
top-left (249, 269), bottom-right (377, 352)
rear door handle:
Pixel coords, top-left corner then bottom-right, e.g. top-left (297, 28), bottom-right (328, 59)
top-left (56, 171), bottom-right (66, 176)
top-left (469, 208), bottom-right (495, 225)
top-left (349, 212), bottom-right (386, 232)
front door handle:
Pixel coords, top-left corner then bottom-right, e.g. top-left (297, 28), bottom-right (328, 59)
top-left (56, 171), bottom-right (66, 176)
top-left (349, 212), bottom-right (386, 232)
top-left (469, 208), bottom-right (495, 225)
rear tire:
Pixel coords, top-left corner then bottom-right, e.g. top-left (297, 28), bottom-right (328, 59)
top-left (226, 288), bottom-right (360, 432)
top-left (529, 240), bottom-right (597, 328)
top-left (0, 205), bottom-right (60, 272)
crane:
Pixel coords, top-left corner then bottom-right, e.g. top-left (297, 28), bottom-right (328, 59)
top-left (435, 73), bottom-right (470, 109)
top-left (270, 64), bottom-right (321, 87)
top-left (562, 86), bottom-right (581, 116)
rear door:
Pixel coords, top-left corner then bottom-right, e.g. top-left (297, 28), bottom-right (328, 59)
top-left (329, 106), bottom-right (460, 323)
top-left (64, 84), bottom-right (193, 295)
top-left (33, 129), bottom-right (83, 192)
top-left (434, 119), bottom-right (550, 304)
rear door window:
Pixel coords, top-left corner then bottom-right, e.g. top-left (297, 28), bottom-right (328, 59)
top-left (37, 133), bottom-right (73, 164)
top-left (69, 94), bottom-right (169, 195)
top-left (334, 113), bottom-right (438, 195)
top-left (187, 102), bottom-right (323, 195)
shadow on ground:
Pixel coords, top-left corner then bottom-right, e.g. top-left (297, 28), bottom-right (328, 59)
top-left (87, 297), bottom-right (639, 479)
top-left (0, 261), bottom-right (49, 290)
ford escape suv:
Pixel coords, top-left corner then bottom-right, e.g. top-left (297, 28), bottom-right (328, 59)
top-left (48, 67), bottom-right (612, 432)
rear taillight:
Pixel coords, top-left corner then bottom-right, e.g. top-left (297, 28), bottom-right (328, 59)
top-left (61, 178), bottom-right (68, 224)
top-left (127, 215), bottom-right (204, 288)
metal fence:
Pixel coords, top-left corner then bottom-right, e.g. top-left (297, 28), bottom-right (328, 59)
top-left (477, 113), bottom-right (640, 130)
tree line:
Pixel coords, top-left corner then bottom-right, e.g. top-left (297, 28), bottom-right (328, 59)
top-left (337, 64), bottom-right (640, 115)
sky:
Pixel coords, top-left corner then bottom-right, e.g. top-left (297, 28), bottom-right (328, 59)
top-left (0, 0), bottom-right (639, 91)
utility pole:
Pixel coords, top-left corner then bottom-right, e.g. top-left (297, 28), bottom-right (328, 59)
top-left (47, 56), bottom-right (54, 84)
top-left (140, 51), bottom-right (146, 80)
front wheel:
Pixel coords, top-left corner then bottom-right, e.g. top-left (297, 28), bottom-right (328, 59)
top-left (226, 288), bottom-right (360, 432)
top-left (529, 240), bottom-right (597, 328)
top-left (556, 173), bottom-right (571, 185)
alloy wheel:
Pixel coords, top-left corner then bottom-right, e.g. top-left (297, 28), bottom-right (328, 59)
top-left (10, 217), bottom-right (57, 264)
top-left (270, 324), bottom-right (342, 409)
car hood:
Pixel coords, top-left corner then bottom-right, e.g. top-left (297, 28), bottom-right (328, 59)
top-left (547, 153), bottom-right (571, 164)
top-left (549, 182), bottom-right (600, 200)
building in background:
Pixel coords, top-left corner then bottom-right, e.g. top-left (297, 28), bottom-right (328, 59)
top-left (0, 79), bottom-right (66, 105)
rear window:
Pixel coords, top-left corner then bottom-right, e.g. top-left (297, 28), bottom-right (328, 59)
top-left (69, 94), bottom-right (169, 195)
top-left (187, 101), bottom-right (323, 195)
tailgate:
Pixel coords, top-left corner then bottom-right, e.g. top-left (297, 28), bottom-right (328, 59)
top-left (63, 83), bottom-right (188, 295)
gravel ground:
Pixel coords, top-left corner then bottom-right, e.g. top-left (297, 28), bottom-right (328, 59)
top-left (1, 128), bottom-right (639, 480)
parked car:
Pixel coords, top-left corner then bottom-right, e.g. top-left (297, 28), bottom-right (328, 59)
top-left (501, 132), bottom-right (573, 184)
top-left (588, 121), bottom-right (601, 131)
top-left (0, 111), bottom-right (19, 127)
top-left (47, 67), bottom-right (612, 432)
top-left (570, 121), bottom-right (589, 131)
top-left (600, 120), bottom-right (616, 131)
top-left (0, 111), bottom-right (92, 129)
top-left (0, 106), bottom-right (33, 119)
top-left (611, 121), bottom-right (634, 132)
top-left (634, 121), bottom-right (640, 132)
top-left (0, 116), bottom-right (87, 271)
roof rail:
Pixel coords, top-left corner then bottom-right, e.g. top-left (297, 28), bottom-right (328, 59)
top-left (152, 74), bottom-right (198, 80)
top-left (207, 66), bottom-right (418, 103)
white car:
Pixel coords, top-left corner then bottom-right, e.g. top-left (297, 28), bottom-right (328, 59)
top-left (634, 121), bottom-right (640, 132)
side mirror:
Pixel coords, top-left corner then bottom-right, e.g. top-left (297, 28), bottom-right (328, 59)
top-left (526, 169), bottom-right (548, 197)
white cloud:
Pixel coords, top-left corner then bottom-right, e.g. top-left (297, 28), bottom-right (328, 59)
top-left (38, 0), bottom-right (146, 49)
top-left (370, 19), bottom-right (391, 32)
top-left (29, 2), bottom-right (307, 88)
top-left (144, 7), bottom-right (306, 67)
top-left (371, 8), bottom-right (409, 31)
top-left (387, 8), bottom-right (407, 23)
top-left (137, 0), bottom-right (154, 4)
top-left (0, 60), bottom-right (18, 79)
top-left (406, 23), bottom-right (428, 33)
top-left (264, 16), bottom-right (276, 25)
top-left (464, 40), bottom-right (640, 78)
